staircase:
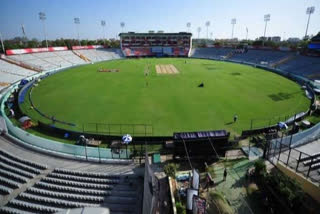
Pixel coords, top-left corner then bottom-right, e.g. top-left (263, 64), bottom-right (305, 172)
top-left (0, 169), bottom-right (53, 207)
top-left (225, 51), bottom-right (234, 59)
top-left (72, 50), bottom-right (91, 62)
top-left (270, 54), bottom-right (296, 68)
top-left (0, 57), bottom-right (43, 72)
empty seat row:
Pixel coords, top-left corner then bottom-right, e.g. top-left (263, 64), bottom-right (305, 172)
top-left (53, 168), bottom-right (120, 179)
top-left (311, 162), bottom-right (320, 169)
top-left (0, 149), bottom-right (47, 170)
top-left (0, 59), bottom-right (36, 77)
top-left (26, 187), bottom-right (104, 203)
top-left (303, 157), bottom-right (320, 166)
top-left (0, 176), bottom-right (20, 189)
top-left (0, 206), bottom-right (35, 214)
top-left (48, 172), bottom-right (119, 184)
top-left (7, 51), bottom-right (87, 71)
top-left (35, 181), bottom-right (110, 196)
top-left (0, 184), bottom-right (12, 195)
top-left (0, 155), bottom-right (41, 175)
top-left (7, 199), bottom-right (61, 213)
top-left (0, 162), bottom-right (35, 179)
top-left (18, 192), bottom-right (101, 208)
top-left (0, 168), bottom-right (28, 183)
top-left (41, 177), bottom-right (112, 189)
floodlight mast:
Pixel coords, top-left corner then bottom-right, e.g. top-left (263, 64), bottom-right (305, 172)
top-left (74, 18), bottom-right (81, 46)
top-left (101, 20), bottom-right (106, 45)
top-left (246, 27), bottom-right (248, 41)
top-left (39, 12), bottom-right (48, 50)
top-left (305, 6), bottom-right (315, 39)
top-left (263, 14), bottom-right (270, 46)
top-left (231, 18), bottom-right (236, 39)
top-left (0, 32), bottom-right (5, 54)
top-left (120, 22), bottom-right (125, 33)
top-left (197, 27), bottom-right (201, 39)
top-left (205, 21), bottom-right (210, 40)
top-left (186, 22), bottom-right (191, 32)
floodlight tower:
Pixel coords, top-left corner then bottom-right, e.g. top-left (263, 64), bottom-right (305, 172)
top-left (305, 6), bottom-right (315, 39)
top-left (74, 17), bottom-right (81, 46)
top-left (39, 12), bottom-right (48, 49)
top-left (246, 27), bottom-right (248, 41)
top-left (263, 14), bottom-right (270, 46)
top-left (120, 22), bottom-right (125, 33)
top-left (205, 21), bottom-right (210, 40)
top-left (186, 22), bottom-right (191, 32)
top-left (0, 32), bottom-right (5, 54)
top-left (101, 20), bottom-right (106, 45)
top-left (197, 27), bottom-right (201, 39)
top-left (210, 32), bottom-right (213, 40)
top-left (231, 18), bottom-right (236, 39)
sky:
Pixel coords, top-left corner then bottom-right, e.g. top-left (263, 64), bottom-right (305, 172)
top-left (0, 0), bottom-right (319, 41)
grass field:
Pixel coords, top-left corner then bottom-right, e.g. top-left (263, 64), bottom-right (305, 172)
top-left (20, 58), bottom-right (310, 137)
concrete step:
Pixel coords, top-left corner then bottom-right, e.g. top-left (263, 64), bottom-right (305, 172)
top-left (104, 196), bottom-right (136, 204)
top-left (103, 203), bottom-right (136, 213)
top-left (111, 190), bottom-right (136, 197)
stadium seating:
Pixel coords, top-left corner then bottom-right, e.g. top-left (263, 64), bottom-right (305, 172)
top-left (0, 60), bottom-right (36, 90)
top-left (230, 49), bottom-right (289, 65)
top-left (190, 48), bottom-right (320, 80)
top-left (0, 149), bottom-right (47, 198)
top-left (0, 60), bottom-right (36, 77)
top-left (7, 51), bottom-right (87, 71)
top-left (75, 49), bottom-right (123, 62)
top-left (0, 166), bottom-right (139, 214)
top-left (277, 55), bottom-right (320, 79)
top-left (191, 47), bottom-right (232, 60)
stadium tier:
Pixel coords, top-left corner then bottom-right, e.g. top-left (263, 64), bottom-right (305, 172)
top-left (277, 55), bottom-right (320, 79)
top-left (75, 48), bottom-right (123, 62)
top-left (0, 147), bottom-right (140, 214)
top-left (7, 50), bottom-right (87, 71)
top-left (119, 32), bottom-right (192, 57)
top-left (231, 49), bottom-right (290, 64)
top-left (190, 47), bottom-right (233, 60)
top-left (190, 47), bottom-right (320, 80)
top-left (0, 60), bottom-right (36, 90)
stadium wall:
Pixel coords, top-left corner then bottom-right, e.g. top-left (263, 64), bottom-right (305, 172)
top-left (277, 162), bottom-right (320, 203)
top-left (0, 64), bottom-right (132, 163)
top-left (142, 152), bottom-right (159, 214)
top-left (6, 47), bottom-right (68, 55)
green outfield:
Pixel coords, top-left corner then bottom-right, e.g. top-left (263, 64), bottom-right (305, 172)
top-left (20, 58), bottom-right (310, 137)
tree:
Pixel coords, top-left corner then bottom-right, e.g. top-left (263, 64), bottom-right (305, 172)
top-left (254, 159), bottom-right (266, 177)
top-left (164, 163), bottom-right (179, 178)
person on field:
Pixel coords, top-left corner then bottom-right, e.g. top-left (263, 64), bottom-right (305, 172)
top-left (233, 114), bottom-right (238, 123)
top-left (223, 168), bottom-right (227, 181)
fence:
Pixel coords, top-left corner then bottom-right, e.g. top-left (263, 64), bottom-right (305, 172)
top-left (83, 123), bottom-right (153, 136)
top-left (1, 86), bottom-right (131, 161)
top-left (266, 126), bottom-right (320, 184)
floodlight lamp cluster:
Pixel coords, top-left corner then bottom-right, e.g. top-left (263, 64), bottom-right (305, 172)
top-left (101, 20), bottom-right (106, 26)
top-left (74, 18), bottom-right (80, 24)
top-left (39, 12), bottom-right (46, 20)
top-left (306, 6), bottom-right (315, 14)
top-left (231, 19), bottom-right (236, 24)
top-left (264, 14), bottom-right (270, 22)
